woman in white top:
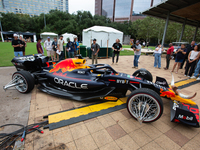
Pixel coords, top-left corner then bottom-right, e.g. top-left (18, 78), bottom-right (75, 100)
top-left (154, 44), bottom-right (164, 69)
top-left (184, 45), bottom-right (200, 77)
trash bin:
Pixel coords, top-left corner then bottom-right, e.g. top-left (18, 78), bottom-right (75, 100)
top-left (87, 47), bottom-right (112, 58)
top-left (78, 45), bottom-right (87, 57)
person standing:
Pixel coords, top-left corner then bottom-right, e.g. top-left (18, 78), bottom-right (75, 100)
top-left (91, 39), bottom-right (100, 64)
top-left (52, 37), bottom-right (58, 61)
top-left (154, 44), bottom-right (164, 69)
top-left (171, 44), bottom-right (187, 73)
top-left (36, 38), bottom-right (43, 54)
top-left (132, 40), bottom-right (141, 69)
top-left (180, 41), bottom-right (195, 69)
top-left (57, 35), bottom-right (64, 61)
top-left (73, 37), bottom-right (79, 55)
top-left (44, 37), bottom-right (54, 61)
top-left (190, 59), bottom-right (200, 80)
top-left (112, 39), bottom-right (122, 64)
top-left (19, 36), bottom-right (26, 56)
top-left (164, 43), bottom-right (174, 70)
top-left (66, 38), bottom-right (75, 58)
top-left (184, 45), bottom-right (200, 77)
top-left (12, 34), bottom-right (23, 57)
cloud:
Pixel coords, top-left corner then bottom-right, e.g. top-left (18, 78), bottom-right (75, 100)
top-left (68, 0), bottom-right (95, 15)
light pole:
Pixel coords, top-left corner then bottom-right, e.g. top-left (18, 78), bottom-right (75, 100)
top-left (44, 14), bottom-right (46, 29)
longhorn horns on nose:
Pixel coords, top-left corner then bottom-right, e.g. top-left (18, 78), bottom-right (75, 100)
top-left (171, 73), bottom-right (196, 99)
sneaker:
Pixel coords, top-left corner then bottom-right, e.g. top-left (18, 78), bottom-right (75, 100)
top-left (184, 75), bottom-right (187, 77)
top-left (190, 76), bottom-right (196, 79)
top-left (135, 67), bottom-right (138, 69)
top-left (132, 66), bottom-right (135, 68)
top-left (197, 77), bottom-right (200, 81)
top-left (116, 62), bottom-right (118, 65)
top-left (187, 76), bottom-right (190, 78)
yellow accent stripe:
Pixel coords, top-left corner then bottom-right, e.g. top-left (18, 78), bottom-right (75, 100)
top-left (49, 98), bottom-right (126, 124)
top-left (174, 78), bottom-right (197, 87)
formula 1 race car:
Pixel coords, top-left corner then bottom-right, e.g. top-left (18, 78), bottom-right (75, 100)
top-left (3, 54), bottom-right (199, 127)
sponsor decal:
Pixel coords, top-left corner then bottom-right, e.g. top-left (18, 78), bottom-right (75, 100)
top-left (155, 81), bottom-right (167, 85)
top-left (116, 79), bottom-right (129, 84)
top-left (129, 81), bottom-right (139, 84)
top-left (50, 59), bottom-right (77, 73)
top-left (53, 72), bottom-right (67, 77)
top-left (172, 102), bottom-right (179, 110)
top-left (54, 77), bottom-right (88, 89)
top-left (160, 88), bottom-right (175, 98)
top-left (139, 71), bottom-right (147, 75)
top-left (134, 77), bottom-right (142, 80)
top-left (77, 70), bottom-right (85, 74)
top-left (147, 80), bottom-right (167, 91)
top-left (104, 96), bottom-right (118, 100)
top-left (109, 79), bottom-right (116, 82)
top-left (127, 75), bottom-right (130, 78)
top-left (182, 103), bottom-right (199, 122)
top-left (178, 114), bottom-right (193, 121)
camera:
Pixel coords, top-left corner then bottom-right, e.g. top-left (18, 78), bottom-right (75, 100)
top-left (131, 44), bottom-right (136, 49)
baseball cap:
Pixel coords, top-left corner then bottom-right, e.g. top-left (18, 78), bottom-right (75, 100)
top-left (93, 38), bottom-right (96, 41)
top-left (136, 40), bottom-right (140, 43)
top-left (13, 33), bottom-right (18, 37)
top-left (47, 37), bottom-right (50, 39)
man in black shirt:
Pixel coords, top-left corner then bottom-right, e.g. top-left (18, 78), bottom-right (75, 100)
top-left (12, 34), bottom-right (23, 57)
top-left (180, 41), bottom-right (195, 69)
top-left (112, 39), bottom-right (122, 64)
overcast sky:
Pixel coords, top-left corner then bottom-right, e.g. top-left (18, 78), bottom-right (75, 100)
top-left (68, 0), bottom-right (95, 16)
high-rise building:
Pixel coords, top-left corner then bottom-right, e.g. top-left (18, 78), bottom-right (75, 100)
top-left (95, 0), bottom-right (164, 22)
top-left (0, 0), bottom-right (68, 16)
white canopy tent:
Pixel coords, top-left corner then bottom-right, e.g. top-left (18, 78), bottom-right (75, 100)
top-left (40, 32), bottom-right (58, 42)
top-left (82, 26), bottom-right (123, 47)
top-left (62, 33), bottom-right (77, 43)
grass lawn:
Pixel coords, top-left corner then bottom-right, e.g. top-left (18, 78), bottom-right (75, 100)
top-left (0, 42), bottom-right (156, 67)
top-left (0, 42), bottom-right (48, 67)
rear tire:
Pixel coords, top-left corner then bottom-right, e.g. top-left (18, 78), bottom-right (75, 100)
top-left (132, 68), bottom-right (153, 82)
top-left (127, 88), bottom-right (163, 123)
top-left (12, 71), bottom-right (35, 93)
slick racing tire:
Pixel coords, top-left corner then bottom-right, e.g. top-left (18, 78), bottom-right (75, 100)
top-left (127, 88), bottom-right (163, 123)
top-left (132, 68), bottom-right (153, 82)
top-left (12, 71), bottom-right (35, 93)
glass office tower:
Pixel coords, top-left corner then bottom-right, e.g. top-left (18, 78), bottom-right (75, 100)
top-left (95, 0), bottom-right (163, 22)
top-left (0, 0), bottom-right (68, 16)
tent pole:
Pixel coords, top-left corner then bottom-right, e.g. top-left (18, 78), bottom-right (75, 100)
top-left (107, 39), bottom-right (108, 58)
top-left (193, 22), bottom-right (199, 41)
top-left (161, 12), bottom-right (169, 48)
top-left (0, 20), bottom-right (4, 42)
top-left (178, 18), bottom-right (186, 43)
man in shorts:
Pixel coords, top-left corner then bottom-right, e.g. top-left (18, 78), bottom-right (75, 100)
top-left (44, 37), bottom-right (53, 61)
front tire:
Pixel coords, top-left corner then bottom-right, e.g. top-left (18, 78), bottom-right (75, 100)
top-left (132, 68), bottom-right (153, 82)
top-left (12, 71), bottom-right (35, 93)
top-left (127, 88), bottom-right (163, 123)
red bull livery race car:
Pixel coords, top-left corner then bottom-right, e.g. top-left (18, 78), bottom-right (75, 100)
top-left (3, 54), bottom-right (199, 127)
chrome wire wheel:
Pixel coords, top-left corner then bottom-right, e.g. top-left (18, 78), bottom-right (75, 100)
top-left (127, 88), bottom-right (163, 123)
top-left (12, 74), bottom-right (28, 93)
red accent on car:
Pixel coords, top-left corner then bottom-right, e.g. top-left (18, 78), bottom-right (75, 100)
top-left (129, 81), bottom-right (139, 84)
top-left (134, 77), bottom-right (142, 80)
top-left (46, 62), bottom-right (50, 67)
top-left (174, 119), bottom-right (180, 122)
top-left (108, 79), bottom-right (116, 82)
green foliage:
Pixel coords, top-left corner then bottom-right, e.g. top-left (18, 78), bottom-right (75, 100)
top-left (0, 11), bottom-right (199, 44)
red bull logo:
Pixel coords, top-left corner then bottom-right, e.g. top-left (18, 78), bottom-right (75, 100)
top-left (160, 88), bottom-right (175, 98)
top-left (49, 58), bottom-right (87, 73)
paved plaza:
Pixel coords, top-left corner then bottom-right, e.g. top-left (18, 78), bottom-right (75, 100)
top-left (1, 55), bottom-right (200, 150)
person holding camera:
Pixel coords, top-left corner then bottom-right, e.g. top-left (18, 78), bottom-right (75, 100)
top-left (132, 40), bottom-right (141, 69)
top-left (112, 39), bottom-right (122, 64)
top-left (52, 37), bottom-right (58, 61)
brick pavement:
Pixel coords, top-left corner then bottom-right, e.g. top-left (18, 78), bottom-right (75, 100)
top-left (25, 55), bottom-right (200, 150)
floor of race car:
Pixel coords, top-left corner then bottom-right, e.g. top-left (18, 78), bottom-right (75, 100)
top-left (14, 55), bottom-right (200, 150)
